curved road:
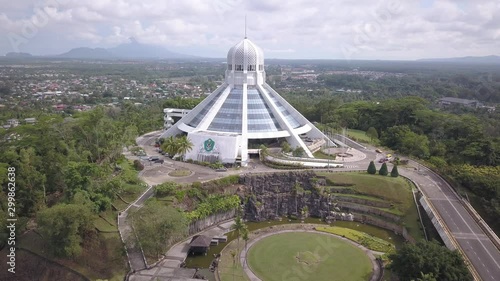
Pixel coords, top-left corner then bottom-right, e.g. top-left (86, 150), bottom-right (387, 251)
top-left (354, 146), bottom-right (500, 281)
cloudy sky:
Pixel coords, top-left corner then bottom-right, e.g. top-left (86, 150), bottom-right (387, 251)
top-left (1, 0), bottom-right (499, 60)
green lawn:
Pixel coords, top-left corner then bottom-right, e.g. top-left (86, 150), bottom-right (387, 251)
top-left (247, 232), bottom-right (372, 281)
top-left (313, 150), bottom-right (337, 160)
top-left (168, 169), bottom-right (192, 177)
top-left (317, 172), bottom-right (425, 241)
top-left (218, 239), bottom-right (250, 281)
top-left (346, 129), bottom-right (379, 145)
top-left (336, 193), bottom-right (386, 202)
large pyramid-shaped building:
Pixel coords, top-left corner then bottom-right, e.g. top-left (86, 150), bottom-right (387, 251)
top-left (160, 37), bottom-right (333, 166)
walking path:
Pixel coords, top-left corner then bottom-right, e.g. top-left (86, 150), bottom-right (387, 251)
top-left (129, 219), bottom-right (235, 281)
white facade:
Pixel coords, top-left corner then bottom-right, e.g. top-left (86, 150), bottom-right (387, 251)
top-left (160, 38), bottom-right (334, 166)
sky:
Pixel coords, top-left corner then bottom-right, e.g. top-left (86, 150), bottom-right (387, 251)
top-left (0, 0), bottom-right (499, 60)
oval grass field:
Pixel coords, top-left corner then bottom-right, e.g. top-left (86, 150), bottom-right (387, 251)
top-left (247, 232), bottom-right (372, 281)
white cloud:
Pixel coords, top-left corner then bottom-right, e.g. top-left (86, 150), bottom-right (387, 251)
top-left (0, 0), bottom-right (499, 59)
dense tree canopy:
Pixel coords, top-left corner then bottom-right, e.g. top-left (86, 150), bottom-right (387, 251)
top-left (37, 203), bottom-right (95, 257)
top-left (388, 240), bottom-right (472, 281)
top-left (131, 200), bottom-right (188, 259)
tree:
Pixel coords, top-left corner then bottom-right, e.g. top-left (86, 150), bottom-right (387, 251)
top-left (413, 272), bottom-right (437, 281)
top-left (388, 240), bottom-right (472, 281)
top-left (293, 147), bottom-right (305, 157)
top-left (366, 127), bottom-right (379, 142)
top-left (131, 200), bottom-right (187, 259)
top-left (241, 225), bottom-right (250, 270)
top-left (231, 215), bottom-right (245, 250)
top-left (177, 135), bottom-right (194, 160)
top-left (281, 141), bottom-right (292, 153)
top-left (391, 165), bottom-right (399, 177)
top-left (37, 203), bottom-right (95, 257)
top-left (367, 161), bottom-right (377, 174)
top-left (161, 136), bottom-right (180, 157)
top-left (379, 163), bottom-right (388, 176)
top-left (242, 225), bottom-right (249, 250)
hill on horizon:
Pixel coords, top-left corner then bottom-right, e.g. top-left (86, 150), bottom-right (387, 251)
top-left (57, 38), bottom-right (193, 60)
top-left (418, 55), bottom-right (500, 63)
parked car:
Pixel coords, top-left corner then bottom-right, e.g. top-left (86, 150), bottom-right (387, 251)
top-left (149, 156), bottom-right (160, 161)
top-left (379, 158), bottom-right (388, 163)
top-left (154, 159), bottom-right (164, 164)
top-left (375, 149), bottom-right (383, 153)
top-left (216, 168), bottom-right (228, 172)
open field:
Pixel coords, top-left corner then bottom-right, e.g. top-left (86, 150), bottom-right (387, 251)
top-left (247, 232), bottom-right (372, 281)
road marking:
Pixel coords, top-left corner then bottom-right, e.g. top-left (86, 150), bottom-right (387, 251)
top-left (442, 197), bottom-right (500, 270)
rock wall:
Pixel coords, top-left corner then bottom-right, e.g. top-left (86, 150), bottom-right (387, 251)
top-left (241, 171), bottom-right (350, 221)
top-left (240, 171), bottom-right (416, 242)
top-left (189, 209), bottom-right (236, 235)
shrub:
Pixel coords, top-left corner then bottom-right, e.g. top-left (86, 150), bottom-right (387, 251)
top-left (185, 195), bottom-right (240, 221)
top-left (155, 182), bottom-right (179, 197)
top-left (191, 181), bottom-right (202, 189)
top-left (391, 165), bottom-right (399, 177)
top-left (379, 163), bottom-right (389, 176)
top-left (367, 161), bottom-right (377, 174)
top-left (133, 160), bottom-right (144, 171)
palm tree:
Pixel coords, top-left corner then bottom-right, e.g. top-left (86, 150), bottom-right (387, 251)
top-left (161, 136), bottom-right (178, 158)
top-left (241, 226), bottom-right (249, 269)
top-left (176, 135), bottom-right (193, 161)
top-left (231, 215), bottom-right (245, 250)
top-left (242, 225), bottom-right (249, 250)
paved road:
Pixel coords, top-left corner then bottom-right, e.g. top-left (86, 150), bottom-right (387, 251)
top-left (399, 163), bottom-right (500, 281)
top-left (354, 145), bottom-right (500, 281)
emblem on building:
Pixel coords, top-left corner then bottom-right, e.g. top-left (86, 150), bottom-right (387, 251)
top-left (204, 138), bottom-right (215, 152)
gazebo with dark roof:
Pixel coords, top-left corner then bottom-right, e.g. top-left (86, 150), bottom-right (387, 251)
top-left (189, 235), bottom-right (212, 255)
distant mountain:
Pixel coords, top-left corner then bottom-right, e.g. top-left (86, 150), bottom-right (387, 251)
top-left (418, 55), bottom-right (500, 63)
top-left (59, 47), bottom-right (113, 59)
top-left (108, 38), bottom-right (192, 59)
top-left (57, 38), bottom-right (193, 60)
top-left (5, 52), bottom-right (33, 57)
